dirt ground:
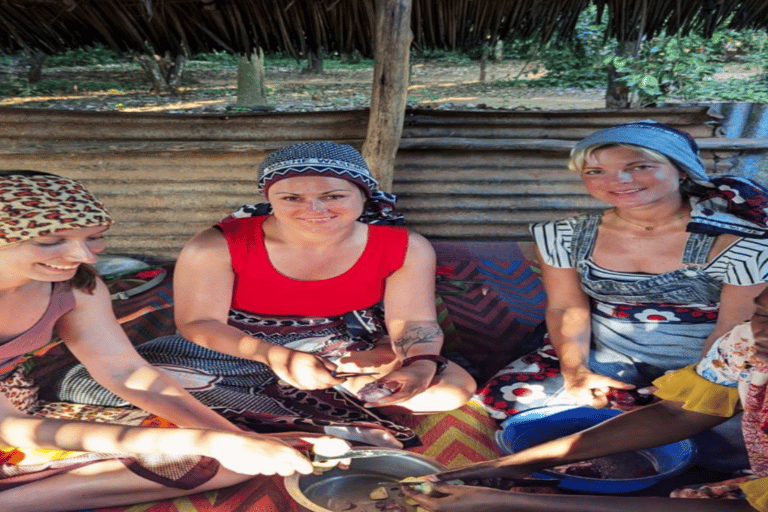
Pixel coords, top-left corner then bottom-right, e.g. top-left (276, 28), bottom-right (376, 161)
top-left (0, 59), bottom-right (760, 113)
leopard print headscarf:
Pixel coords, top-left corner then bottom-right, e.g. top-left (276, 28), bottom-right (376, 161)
top-left (0, 172), bottom-right (112, 246)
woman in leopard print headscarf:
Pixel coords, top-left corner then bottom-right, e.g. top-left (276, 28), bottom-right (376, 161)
top-left (0, 171), bottom-right (333, 512)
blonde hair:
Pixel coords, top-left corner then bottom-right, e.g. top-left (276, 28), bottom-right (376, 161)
top-left (568, 143), bottom-right (675, 173)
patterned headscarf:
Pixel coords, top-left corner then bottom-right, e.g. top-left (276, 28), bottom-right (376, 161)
top-left (573, 121), bottom-right (768, 238)
top-left (230, 142), bottom-right (404, 225)
top-left (0, 172), bottom-right (112, 246)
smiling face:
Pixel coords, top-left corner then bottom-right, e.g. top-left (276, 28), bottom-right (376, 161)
top-left (267, 175), bottom-right (366, 232)
top-left (579, 145), bottom-right (685, 209)
top-left (0, 225), bottom-right (108, 285)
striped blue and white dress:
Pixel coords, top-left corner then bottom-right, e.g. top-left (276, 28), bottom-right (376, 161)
top-left (531, 211), bottom-right (768, 380)
top-left (475, 211), bottom-right (768, 421)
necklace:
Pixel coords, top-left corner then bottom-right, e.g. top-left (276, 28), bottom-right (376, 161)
top-left (611, 208), bottom-right (690, 231)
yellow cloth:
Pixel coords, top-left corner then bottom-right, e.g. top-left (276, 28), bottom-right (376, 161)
top-left (742, 477), bottom-right (768, 512)
top-left (653, 364), bottom-right (741, 417)
top-left (0, 444), bottom-right (86, 466)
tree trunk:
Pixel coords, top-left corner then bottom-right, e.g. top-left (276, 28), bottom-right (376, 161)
top-left (167, 52), bottom-right (187, 90)
top-left (304, 50), bottom-right (324, 74)
top-left (494, 39), bottom-right (504, 61)
top-left (133, 53), bottom-right (168, 93)
top-left (26, 51), bottom-right (46, 83)
top-left (362, 0), bottom-right (413, 192)
top-left (236, 48), bottom-right (266, 106)
top-left (605, 38), bottom-right (642, 109)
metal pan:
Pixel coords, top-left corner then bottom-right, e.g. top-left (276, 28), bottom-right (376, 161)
top-left (286, 448), bottom-right (445, 512)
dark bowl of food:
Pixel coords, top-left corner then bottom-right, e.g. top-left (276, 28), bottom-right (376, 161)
top-left (495, 406), bottom-right (696, 494)
top-left (285, 448), bottom-right (445, 512)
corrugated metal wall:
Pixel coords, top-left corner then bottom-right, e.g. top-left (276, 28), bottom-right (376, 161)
top-left (0, 105), bottom-right (759, 257)
top-left (394, 107), bottom-right (722, 239)
top-left (705, 102), bottom-right (768, 186)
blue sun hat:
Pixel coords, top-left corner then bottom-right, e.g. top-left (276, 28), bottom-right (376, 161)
top-left (230, 142), bottom-right (403, 225)
top-left (574, 120), bottom-right (768, 238)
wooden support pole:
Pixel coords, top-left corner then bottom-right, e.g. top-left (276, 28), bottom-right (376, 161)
top-left (362, 0), bottom-right (413, 192)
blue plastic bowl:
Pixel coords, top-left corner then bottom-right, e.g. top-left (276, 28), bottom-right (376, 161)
top-left (495, 406), bottom-right (697, 494)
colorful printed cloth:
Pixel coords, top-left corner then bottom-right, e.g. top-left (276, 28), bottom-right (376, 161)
top-left (0, 368), bottom-right (218, 492)
top-left (654, 322), bottom-right (768, 509)
top-left (55, 306), bottom-right (419, 446)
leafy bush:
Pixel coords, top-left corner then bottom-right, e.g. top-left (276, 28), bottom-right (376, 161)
top-left (499, 8), bottom-right (608, 89)
top-left (605, 34), bottom-right (720, 105)
top-left (688, 77), bottom-right (768, 103)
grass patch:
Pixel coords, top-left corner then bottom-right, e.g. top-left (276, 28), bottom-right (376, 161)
top-left (0, 80), bottom-right (132, 96)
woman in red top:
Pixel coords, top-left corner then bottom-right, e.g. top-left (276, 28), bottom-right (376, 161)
top-left (0, 171), bottom-right (343, 512)
top-left (58, 142), bottom-right (475, 448)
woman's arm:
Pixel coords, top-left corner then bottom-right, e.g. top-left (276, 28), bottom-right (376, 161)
top-left (60, 278), bottom-right (265, 432)
top-left (403, 482), bottom-right (753, 512)
top-left (384, 232), bottom-right (442, 360)
top-left (536, 248), bottom-right (633, 406)
top-left (702, 282), bottom-right (767, 355)
top-left (173, 227), bottom-right (271, 361)
top-left (410, 402), bottom-right (738, 511)
top-left (171, 228), bottom-right (340, 390)
top-left (0, 391), bottom-right (314, 476)
top-left (432, 399), bottom-right (727, 483)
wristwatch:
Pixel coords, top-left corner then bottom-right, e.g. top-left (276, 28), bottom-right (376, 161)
top-left (401, 354), bottom-right (449, 376)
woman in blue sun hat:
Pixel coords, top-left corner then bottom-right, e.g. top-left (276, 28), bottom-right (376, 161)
top-left (475, 121), bottom-right (768, 472)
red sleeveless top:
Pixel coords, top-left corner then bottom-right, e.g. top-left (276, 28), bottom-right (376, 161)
top-left (216, 217), bottom-right (409, 317)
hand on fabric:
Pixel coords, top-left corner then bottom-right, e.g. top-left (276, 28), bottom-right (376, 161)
top-left (606, 386), bottom-right (659, 411)
top-left (204, 431), bottom-right (315, 476)
top-left (360, 361), bottom-right (436, 407)
top-left (268, 349), bottom-right (343, 390)
top-left (562, 369), bottom-right (635, 408)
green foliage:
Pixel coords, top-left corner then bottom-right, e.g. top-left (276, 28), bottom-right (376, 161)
top-left (189, 50), bottom-right (237, 66)
top-left (688, 78), bottom-right (768, 103)
top-left (500, 8), bottom-right (609, 89)
top-left (46, 44), bottom-right (122, 66)
top-left (605, 34), bottom-right (719, 105)
top-left (707, 28), bottom-right (768, 64)
top-left (412, 48), bottom-right (474, 65)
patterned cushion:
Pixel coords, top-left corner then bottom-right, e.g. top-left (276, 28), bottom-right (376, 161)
top-left (36, 243), bottom-right (548, 512)
top-left (434, 244), bottom-right (546, 383)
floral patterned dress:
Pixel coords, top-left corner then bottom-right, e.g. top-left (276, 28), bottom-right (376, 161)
top-left (654, 322), bottom-right (768, 510)
top-left (476, 212), bottom-right (768, 419)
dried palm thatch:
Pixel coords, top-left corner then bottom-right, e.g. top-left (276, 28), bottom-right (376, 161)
top-left (594, 0), bottom-right (768, 41)
top-left (0, 0), bottom-right (765, 57)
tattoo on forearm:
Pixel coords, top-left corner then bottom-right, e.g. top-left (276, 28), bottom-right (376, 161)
top-left (394, 322), bottom-right (442, 355)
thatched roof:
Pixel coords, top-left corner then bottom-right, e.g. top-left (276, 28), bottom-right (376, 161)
top-left (594, 0), bottom-right (768, 40)
top-left (1, 0), bottom-right (766, 57)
